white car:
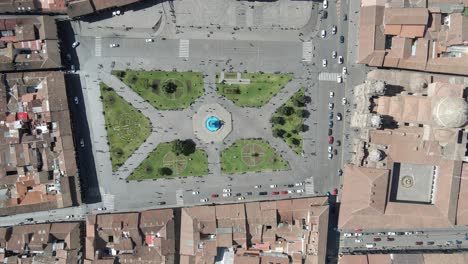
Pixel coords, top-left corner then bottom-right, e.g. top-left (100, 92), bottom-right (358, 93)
top-left (366, 243), bottom-right (375, 248)
top-left (287, 190), bottom-right (294, 194)
top-left (237, 196), bottom-right (245, 201)
top-left (336, 113), bottom-right (342, 121)
top-left (332, 51), bottom-right (337, 58)
top-left (337, 76), bottom-right (343, 83)
top-left (322, 59), bottom-right (327, 67)
top-left (323, 0), bottom-right (328, 9)
top-left (328, 102), bottom-right (334, 110)
top-left (329, 91), bottom-right (334, 98)
top-left (294, 182), bottom-right (303, 186)
top-left (296, 189), bottom-right (304, 193)
top-left (109, 43), bottom-right (119, 48)
top-left (355, 239), bottom-right (362, 243)
top-left (71, 41), bottom-right (79, 48)
top-left (254, 185), bottom-right (261, 188)
top-left (200, 198), bottom-right (208, 203)
top-left (96, 207), bottom-right (106, 211)
top-left (342, 97), bottom-right (347, 105)
top-left (65, 215), bottom-right (73, 219)
top-left (222, 188), bottom-right (231, 193)
top-left (338, 56), bottom-right (344, 64)
top-left (328, 153), bottom-right (333, 160)
top-left (328, 146), bottom-right (333, 153)
top-left (343, 233), bottom-right (353, 237)
top-left (342, 67), bottom-right (347, 75)
top-left (332, 25), bottom-right (337, 34)
top-left (222, 193), bottom-right (231, 197)
top-left (355, 233), bottom-right (363, 237)
top-left (321, 30), bottom-right (326, 38)
top-left (145, 38), bottom-right (154, 42)
top-left (387, 232), bottom-right (396, 236)
top-left (192, 191), bottom-right (199, 195)
top-left (404, 231), bottom-right (413, 235)
top-left (74, 96), bottom-right (79, 105)
top-left (112, 10), bottom-right (121, 16)
top-left (270, 184), bottom-right (277, 188)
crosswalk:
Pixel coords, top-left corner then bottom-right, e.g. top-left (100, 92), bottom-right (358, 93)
top-left (305, 177), bottom-right (315, 195)
top-left (95, 37), bottom-right (102, 57)
top-left (319, 72), bottom-right (341, 81)
top-left (179, 39), bottom-right (190, 58)
top-left (302, 41), bottom-right (313, 62)
top-left (336, 0), bottom-right (341, 22)
top-left (176, 189), bottom-right (184, 205)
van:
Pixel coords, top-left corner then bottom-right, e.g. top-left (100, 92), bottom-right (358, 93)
top-left (365, 243), bottom-right (375, 248)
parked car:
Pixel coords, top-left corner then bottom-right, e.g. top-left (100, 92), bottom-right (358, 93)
top-left (235, 193), bottom-right (242, 197)
top-left (211, 194), bottom-right (219, 198)
top-left (343, 233), bottom-right (353, 237)
top-left (342, 97), bottom-right (347, 105)
top-left (328, 102), bottom-right (334, 110)
top-left (415, 241), bottom-right (423, 245)
top-left (329, 136), bottom-right (334, 144)
top-left (294, 182), bottom-right (303, 186)
top-left (254, 185), bottom-right (261, 188)
top-left (270, 184), bottom-right (277, 188)
top-left (145, 38), bottom-right (154, 42)
top-left (200, 198), bottom-right (208, 202)
top-left (336, 140), bottom-right (341, 146)
top-left (329, 120), bottom-right (333, 128)
top-left (222, 188), bottom-right (231, 193)
top-left (328, 153), bottom-right (333, 160)
top-left (332, 188), bottom-right (338, 195)
top-left (355, 239), bottom-right (362, 243)
top-left (387, 237), bottom-right (395, 241)
top-left (329, 112), bottom-right (334, 120)
top-left (192, 191), bottom-right (199, 195)
top-left (72, 41), bottom-right (80, 48)
top-left (328, 146), bottom-right (333, 153)
top-left (328, 129), bottom-right (333, 136)
top-left (222, 193), bottom-right (231, 197)
top-left (296, 189), bottom-right (304, 193)
top-left (404, 231), bottom-right (413, 235)
top-left (373, 237), bottom-right (381, 242)
top-left (343, 14), bottom-right (348, 21)
top-left (74, 96), bottom-right (79, 105)
top-left (259, 192), bottom-right (268, 195)
top-left (337, 76), bottom-right (343, 83)
top-left (246, 192), bottom-right (253, 195)
top-left (112, 10), bottom-right (121, 16)
top-left (342, 67), bottom-right (347, 75)
top-left (321, 11), bottom-right (328, 19)
top-left (157, 201), bottom-right (166, 205)
top-left (338, 56), bottom-right (344, 64)
top-left (237, 196), bottom-right (245, 201)
top-left (280, 191), bottom-right (288, 195)
top-left (337, 113), bottom-right (342, 121)
top-left (322, 59), bottom-right (327, 67)
top-left (323, 0), bottom-right (328, 9)
top-left (427, 241), bottom-right (434, 245)
top-left (272, 191), bottom-right (279, 195)
top-left (109, 43), bottom-right (119, 48)
top-left (365, 243), bottom-right (375, 248)
top-left (337, 169), bottom-right (343, 176)
top-left (80, 138), bottom-right (85, 148)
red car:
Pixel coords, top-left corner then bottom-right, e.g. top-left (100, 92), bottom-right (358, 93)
top-left (415, 241), bottom-right (423, 245)
top-left (332, 188), bottom-right (338, 195)
top-left (328, 136), bottom-right (334, 144)
top-left (373, 238), bottom-right (381, 242)
top-left (272, 191), bottom-right (280, 195)
top-left (211, 194), bottom-right (219, 198)
top-left (354, 228), bottom-right (363, 232)
top-left (280, 191), bottom-right (288, 195)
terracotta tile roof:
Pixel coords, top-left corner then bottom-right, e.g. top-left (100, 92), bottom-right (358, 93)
top-left (384, 8), bottom-right (429, 25)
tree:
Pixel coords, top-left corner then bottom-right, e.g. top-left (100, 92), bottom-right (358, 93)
top-left (273, 128), bottom-right (286, 138)
top-left (159, 167), bottom-right (173, 176)
top-left (278, 106), bottom-right (295, 116)
top-left (163, 81), bottom-right (178, 94)
top-left (293, 95), bottom-right (306, 107)
top-left (172, 139), bottom-right (196, 156)
top-left (295, 124), bottom-right (305, 132)
top-left (299, 109), bottom-right (310, 118)
top-left (270, 116), bottom-right (285, 125)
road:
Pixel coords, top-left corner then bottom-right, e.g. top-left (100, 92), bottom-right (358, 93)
top-left (340, 227), bottom-right (468, 253)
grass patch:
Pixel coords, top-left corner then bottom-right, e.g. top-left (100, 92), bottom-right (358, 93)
top-left (100, 83), bottom-right (151, 171)
top-left (217, 72), bottom-right (293, 107)
top-left (220, 139), bottom-right (289, 174)
top-left (464, 7), bottom-right (468, 16)
top-left (271, 88), bottom-right (306, 154)
top-left (112, 70), bottom-right (204, 110)
top-left (128, 141), bottom-right (208, 180)
top-left (224, 72), bottom-right (238, 79)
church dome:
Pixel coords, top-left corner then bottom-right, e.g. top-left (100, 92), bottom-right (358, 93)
top-left (433, 97), bottom-right (468, 128)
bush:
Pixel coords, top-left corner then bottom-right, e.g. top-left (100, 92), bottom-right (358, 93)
top-left (172, 139), bottom-right (196, 156)
top-left (128, 75), bottom-right (138, 84)
top-left (163, 81), bottom-right (178, 94)
top-left (278, 106), bottom-right (295, 116)
top-left (159, 167), bottom-right (173, 176)
top-left (273, 128), bottom-right (286, 138)
top-left (293, 95), bottom-right (306, 107)
top-left (291, 138), bottom-right (300, 146)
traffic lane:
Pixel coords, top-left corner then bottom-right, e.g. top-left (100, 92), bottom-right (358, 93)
top-left (101, 37), bottom-right (179, 58)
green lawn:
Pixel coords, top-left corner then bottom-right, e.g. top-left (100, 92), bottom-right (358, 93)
top-left (217, 72), bottom-right (293, 107)
top-left (112, 70), bottom-right (204, 110)
top-left (128, 141), bottom-right (208, 180)
top-left (220, 139), bottom-right (289, 174)
top-left (100, 83), bottom-right (151, 171)
top-left (271, 88), bottom-right (306, 154)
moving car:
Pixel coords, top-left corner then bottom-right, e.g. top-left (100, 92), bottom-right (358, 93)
top-left (222, 193), bottom-right (231, 197)
top-left (332, 188), bottom-right (338, 195)
top-left (200, 198), bottom-right (208, 202)
top-left (294, 182), bottom-right (303, 186)
top-left (296, 189), bottom-right (304, 193)
top-left (237, 196), bottom-right (245, 201)
top-left (343, 14), bottom-right (348, 21)
top-left (332, 51), bottom-right (337, 58)
top-left (337, 169), bottom-right (343, 176)
top-left (337, 113), bottom-right (342, 121)
top-left (332, 25), bottom-right (337, 34)
top-left (192, 191), bottom-right (199, 195)
top-left (211, 194), bottom-right (219, 198)
top-left (336, 140), bottom-right (341, 146)
top-left (337, 76), bottom-right (343, 83)
top-left (342, 67), bottom-right (347, 75)
top-left (222, 188), bottom-right (231, 193)
top-left (329, 91), bottom-right (334, 98)
top-left (342, 97), bottom-right (347, 105)
top-left (270, 184), bottom-right (277, 188)
top-left (157, 201), bottom-right (166, 205)
top-left (145, 38), bottom-right (154, 42)
top-left (340, 35), bottom-right (345, 43)
top-left (110, 43), bottom-right (119, 48)
top-left (80, 138), bottom-right (85, 148)
top-left (338, 56), bottom-right (344, 64)
top-left (112, 10), bottom-right (121, 16)
top-left (323, 0), bottom-right (328, 9)
top-left (322, 59), bottom-right (327, 67)
top-left (72, 41), bottom-right (80, 48)
top-left (74, 96), bottom-right (79, 105)
top-left (254, 185), bottom-right (261, 188)
top-left (321, 30), bottom-right (326, 38)
top-left (321, 11), bottom-right (328, 19)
